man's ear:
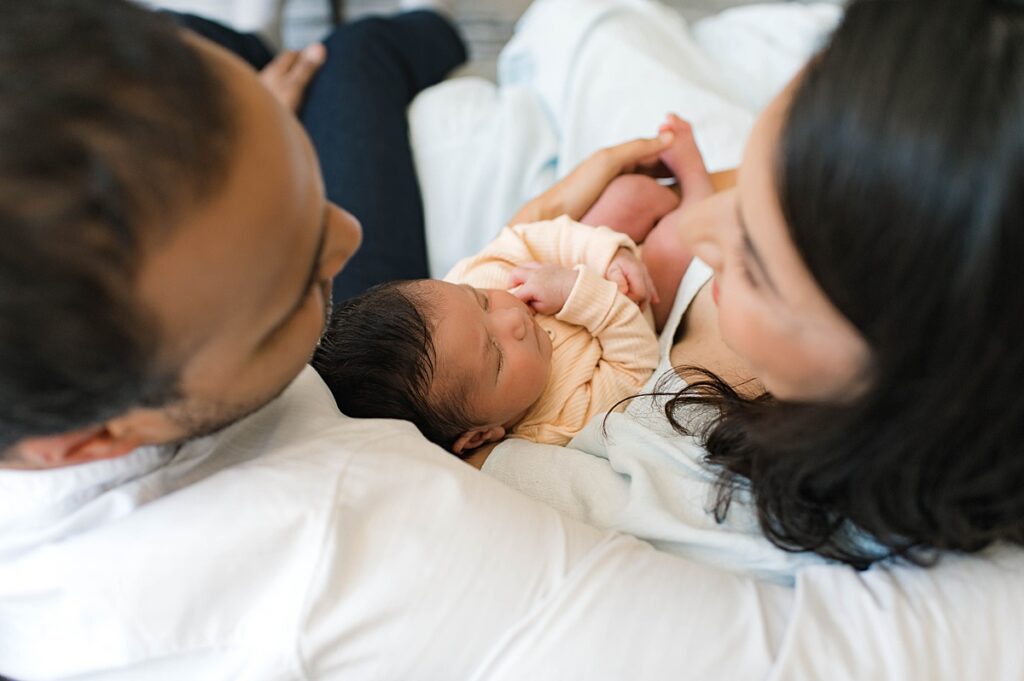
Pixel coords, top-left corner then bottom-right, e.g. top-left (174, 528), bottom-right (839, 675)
top-left (451, 425), bottom-right (506, 456)
top-left (13, 425), bottom-right (144, 469)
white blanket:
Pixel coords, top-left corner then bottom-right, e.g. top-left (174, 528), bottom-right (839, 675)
top-left (407, 4), bottom-right (1024, 677)
top-left (410, 0), bottom-right (845, 583)
top-left (486, 258), bottom-right (837, 584)
top-left (409, 0), bottom-right (841, 277)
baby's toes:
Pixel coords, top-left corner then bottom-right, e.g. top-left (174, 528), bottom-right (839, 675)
top-left (258, 44), bottom-right (325, 112)
top-left (287, 44), bottom-right (326, 87)
top-left (659, 114), bottom-right (713, 197)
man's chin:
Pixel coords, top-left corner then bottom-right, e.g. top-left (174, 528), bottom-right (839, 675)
top-left (161, 380), bottom-right (294, 446)
top-left (163, 290), bottom-right (333, 448)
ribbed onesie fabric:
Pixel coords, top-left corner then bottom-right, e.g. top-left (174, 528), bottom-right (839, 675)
top-left (445, 216), bottom-right (659, 444)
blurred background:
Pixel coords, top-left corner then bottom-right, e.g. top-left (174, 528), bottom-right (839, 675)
top-left (146, 0), bottom-right (842, 78)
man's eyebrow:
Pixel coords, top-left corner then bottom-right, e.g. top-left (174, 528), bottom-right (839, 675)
top-left (261, 205), bottom-right (328, 344)
top-left (735, 201), bottom-right (779, 293)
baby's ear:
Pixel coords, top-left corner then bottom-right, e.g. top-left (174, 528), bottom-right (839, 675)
top-left (451, 426), bottom-right (506, 455)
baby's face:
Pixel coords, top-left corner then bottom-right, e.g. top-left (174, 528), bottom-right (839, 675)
top-left (424, 280), bottom-right (553, 428)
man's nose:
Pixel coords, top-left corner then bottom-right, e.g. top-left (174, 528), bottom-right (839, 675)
top-left (322, 203), bottom-right (363, 280)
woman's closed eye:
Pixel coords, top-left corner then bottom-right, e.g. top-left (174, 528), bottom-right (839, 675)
top-left (734, 246), bottom-right (759, 287)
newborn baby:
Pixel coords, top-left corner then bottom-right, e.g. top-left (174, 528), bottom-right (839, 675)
top-left (313, 117), bottom-right (702, 458)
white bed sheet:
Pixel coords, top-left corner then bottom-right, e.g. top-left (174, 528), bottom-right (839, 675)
top-left (409, 0), bottom-right (840, 277)
top-left (407, 1), bottom-right (1024, 677)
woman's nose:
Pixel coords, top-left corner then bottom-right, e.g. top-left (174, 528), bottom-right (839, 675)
top-left (679, 190), bottom-right (729, 271)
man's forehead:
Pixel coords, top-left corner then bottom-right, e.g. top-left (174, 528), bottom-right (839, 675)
top-left (136, 37), bottom-right (317, 360)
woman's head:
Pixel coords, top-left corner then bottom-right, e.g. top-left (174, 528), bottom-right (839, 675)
top-left (677, 0), bottom-right (1024, 565)
top-left (312, 280), bottom-right (552, 455)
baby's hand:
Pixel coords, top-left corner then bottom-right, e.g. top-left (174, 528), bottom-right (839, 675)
top-left (606, 248), bottom-right (659, 309)
top-left (509, 263), bottom-right (579, 315)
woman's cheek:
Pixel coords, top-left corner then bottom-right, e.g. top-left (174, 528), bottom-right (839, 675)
top-left (716, 283), bottom-right (781, 376)
top-left (716, 292), bottom-right (754, 360)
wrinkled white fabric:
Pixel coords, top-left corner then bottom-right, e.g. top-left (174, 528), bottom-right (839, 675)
top-left (5, 3), bottom-right (1024, 679)
top-left (485, 259), bottom-right (829, 584)
top-left (410, 0), bottom-right (841, 277)
top-left (0, 367), bottom-right (791, 680)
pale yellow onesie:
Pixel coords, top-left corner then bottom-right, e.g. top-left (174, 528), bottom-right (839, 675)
top-left (444, 216), bottom-right (659, 445)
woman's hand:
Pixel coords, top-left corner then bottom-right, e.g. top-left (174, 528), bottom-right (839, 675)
top-left (509, 134), bottom-right (675, 225)
top-left (605, 248), bottom-right (659, 309)
top-left (509, 263), bottom-right (579, 315)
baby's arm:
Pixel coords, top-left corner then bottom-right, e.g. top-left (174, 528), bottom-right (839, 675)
top-left (446, 217), bottom-right (639, 293)
top-left (509, 217), bottom-right (638, 276)
top-left (554, 268), bottom-right (660, 406)
top-left (512, 264), bottom-right (659, 411)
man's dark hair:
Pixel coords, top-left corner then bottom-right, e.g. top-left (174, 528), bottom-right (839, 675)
top-left (0, 0), bottom-right (235, 452)
top-left (311, 281), bottom-right (475, 454)
top-left (667, 0), bottom-right (1024, 568)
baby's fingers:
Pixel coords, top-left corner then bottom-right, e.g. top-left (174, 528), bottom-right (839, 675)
top-left (622, 268), bottom-right (648, 306)
top-left (508, 264), bottom-right (539, 289)
top-left (643, 268), bottom-right (660, 307)
top-left (606, 265), bottom-right (629, 295)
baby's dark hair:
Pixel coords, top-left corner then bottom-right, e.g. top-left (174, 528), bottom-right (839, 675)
top-left (312, 281), bottom-right (476, 454)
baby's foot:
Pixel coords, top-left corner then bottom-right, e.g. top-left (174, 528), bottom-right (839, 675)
top-left (658, 114), bottom-right (714, 205)
top-left (258, 43), bottom-right (326, 113)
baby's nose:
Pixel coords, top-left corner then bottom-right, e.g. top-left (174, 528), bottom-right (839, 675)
top-left (500, 307), bottom-right (528, 341)
top-left (512, 312), bottom-right (527, 341)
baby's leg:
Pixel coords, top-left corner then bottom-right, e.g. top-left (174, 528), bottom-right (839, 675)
top-left (645, 115), bottom-right (714, 331)
top-left (581, 174), bottom-right (679, 244)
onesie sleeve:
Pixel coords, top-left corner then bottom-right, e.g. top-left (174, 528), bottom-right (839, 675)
top-left (444, 216), bottom-right (638, 289)
top-left (555, 265), bottom-right (659, 419)
top-left (509, 215), bottom-right (637, 275)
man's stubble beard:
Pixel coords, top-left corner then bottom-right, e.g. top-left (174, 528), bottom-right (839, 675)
top-left (163, 286), bottom-right (334, 445)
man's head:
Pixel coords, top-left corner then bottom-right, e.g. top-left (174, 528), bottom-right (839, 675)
top-left (1, 0), bottom-right (361, 467)
top-left (312, 280), bottom-right (552, 456)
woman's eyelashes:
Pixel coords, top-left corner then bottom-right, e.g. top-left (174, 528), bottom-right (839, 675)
top-left (733, 246), bottom-right (759, 287)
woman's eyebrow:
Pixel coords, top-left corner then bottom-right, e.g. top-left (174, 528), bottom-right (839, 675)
top-left (735, 201), bottom-right (779, 293)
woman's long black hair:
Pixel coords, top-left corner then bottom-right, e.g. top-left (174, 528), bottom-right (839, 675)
top-left (669, 0), bottom-right (1024, 568)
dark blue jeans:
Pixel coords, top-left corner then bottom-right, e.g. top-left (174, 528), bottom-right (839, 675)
top-left (172, 11), bottom-right (467, 301)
